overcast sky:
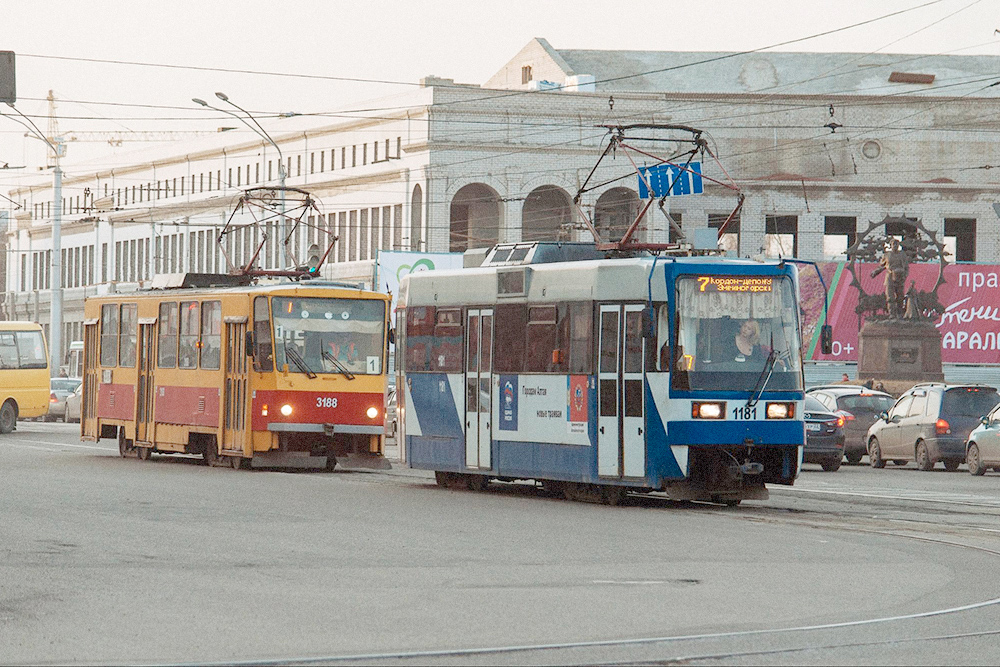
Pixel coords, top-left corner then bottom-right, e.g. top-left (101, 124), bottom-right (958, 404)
top-left (1, 0), bottom-right (998, 188)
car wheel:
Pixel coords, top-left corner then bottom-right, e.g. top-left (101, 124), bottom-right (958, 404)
top-left (822, 457), bottom-right (842, 472)
top-left (869, 438), bottom-right (885, 468)
top-left (0, 401), bottom-right (16, 434)
top-left (916, 441), bottom-right (933, 471)
top-left (137, 446), bottom-right (151, 461)
top-left (846, 452), bottom-right (863, 465)
top-left (943, 458), bottom-right (961, 472)
top-left (967, 444), bottom-right (986, 476)
top-left (62, 409), bottom-right (70, 423)
top-left (118, 429), bottom-right (130, 458)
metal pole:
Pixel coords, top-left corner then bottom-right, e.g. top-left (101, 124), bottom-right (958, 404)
top-left (50, 160), bottom-right (62, 377)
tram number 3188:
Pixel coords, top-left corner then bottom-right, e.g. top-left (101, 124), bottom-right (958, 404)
top-left (732, 405), bottom-right (757, 420)
top-left (316, 397), bottom-right (339, 409)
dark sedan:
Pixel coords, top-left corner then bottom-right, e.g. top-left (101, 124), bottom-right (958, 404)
top-left (803, 395), bottom-right (845, 472)
top-left (808, 386), bottom-right (895, 464)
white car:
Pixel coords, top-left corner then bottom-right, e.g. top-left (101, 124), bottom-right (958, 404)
top-left (966, 403), bottom-right (1000, 475)
top-left (63, 382), bottom-right (84, 423)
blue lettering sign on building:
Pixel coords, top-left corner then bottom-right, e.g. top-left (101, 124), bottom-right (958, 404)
top-left (637, 162), bottom-right (703, 199)
top-left (499, 375), bottom-right (518, 431)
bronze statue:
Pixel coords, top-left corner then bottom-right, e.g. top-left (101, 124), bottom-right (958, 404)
top-left (846, 216), bottom-right (947, 321)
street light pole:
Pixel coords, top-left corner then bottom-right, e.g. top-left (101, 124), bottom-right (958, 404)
top-left (193, 94), bottom-right (288, 269)
top-left (3, 102), bottom-right (64, 376)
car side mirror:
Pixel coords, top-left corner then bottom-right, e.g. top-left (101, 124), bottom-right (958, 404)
top-left (982, 415), bottom-right (990, 426)
top-left (878, 411), bottom-right (888, 421)
top-left (388, 328), bottom-right (396, 345)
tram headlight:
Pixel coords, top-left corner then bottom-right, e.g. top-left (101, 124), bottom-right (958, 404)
top-left (366, 406), bottom-right (379, 419)
top-left (692, 401), bottom-right (725, 419)
top-left (765, 402), bottom-right (795, 419)
top-left (280, 404), bottom-right (293, 417)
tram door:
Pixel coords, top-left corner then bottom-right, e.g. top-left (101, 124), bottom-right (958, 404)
top-left (597, 304), bottom-right (647, 478)
top-left (222, 319), bottom-right (248, 454)
top-left (464, 309), bottom-right (493, 469)
top-left (134, 322), bottom-right (157, 445)
top-left (81, 322), bottom-right (99, 441)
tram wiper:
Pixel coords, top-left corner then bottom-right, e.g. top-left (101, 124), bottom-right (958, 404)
top-left (285, 347), bottom-right (317, 379)
top-left (746, 339), bottom-right (778, 409)
top-left (322, 349), bottom-right (355, 380)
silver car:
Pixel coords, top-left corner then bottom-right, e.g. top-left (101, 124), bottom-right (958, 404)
top-left (966, 403), bottom-right (1000, 475)
top-left (47, 378), bottom-right (82, 421)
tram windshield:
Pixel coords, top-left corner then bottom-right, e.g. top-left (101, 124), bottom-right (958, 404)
top-left (272, 297), bottom-right (386, 376)
top-left (671, 275), bottom-right (802, 391)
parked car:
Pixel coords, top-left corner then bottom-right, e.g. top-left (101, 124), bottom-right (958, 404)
top-left (63, 382), bottom-right (83, 423)
top-left (384, 387), bottom-right (397, 443)
top-left (965, 403), bottom-right (1000, 475)
top-left (867, 383), bottom-right (1000, 471)
top-left (803, 395), bottom-right (845, 472)
top-left (47, 377), bottom-right (82, 421)
top-left (808, 386), bottom-right (895, 464)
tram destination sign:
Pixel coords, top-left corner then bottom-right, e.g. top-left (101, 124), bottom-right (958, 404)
top-left (697, 275), bottom-right (773, 293)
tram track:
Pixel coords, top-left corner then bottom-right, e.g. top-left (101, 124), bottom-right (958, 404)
top-left (156, 502), bottom-right (1000, 667)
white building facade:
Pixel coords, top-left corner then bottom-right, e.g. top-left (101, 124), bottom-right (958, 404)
top-left (6, 38), bottom-right (1000, 368)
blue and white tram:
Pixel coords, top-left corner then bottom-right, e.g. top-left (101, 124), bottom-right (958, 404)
top-left (395, 244), bottom-right (807, 505)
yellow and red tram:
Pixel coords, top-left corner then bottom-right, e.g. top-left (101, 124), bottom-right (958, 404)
top-left (81, 275), bottom-right (392, 469)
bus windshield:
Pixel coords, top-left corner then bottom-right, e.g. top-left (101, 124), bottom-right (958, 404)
top-left (272, 297), bottom-right (386, 376)
top-left (671, 275), bottom-right (802, 392)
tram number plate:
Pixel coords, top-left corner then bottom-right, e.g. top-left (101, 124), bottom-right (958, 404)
top-left (316, 397), bottom-right (339, 408)
top-left (806, 423), bottom-right (821, 431)
top-left (732, 405), bottom-right (757, 420)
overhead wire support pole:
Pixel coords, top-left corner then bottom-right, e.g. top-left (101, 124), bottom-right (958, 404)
top-left (3, 101), bottom-right (64, 377)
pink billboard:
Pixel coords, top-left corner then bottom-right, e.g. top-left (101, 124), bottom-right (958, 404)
top-left (800, 262), bottom-right (1000, 364)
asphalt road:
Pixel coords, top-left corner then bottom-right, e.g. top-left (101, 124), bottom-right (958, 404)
top-left (3, 423), bottom-right (1000, 666)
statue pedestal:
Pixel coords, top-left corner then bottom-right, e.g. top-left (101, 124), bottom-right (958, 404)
top-left (857, 319), bottom-right (943, 383)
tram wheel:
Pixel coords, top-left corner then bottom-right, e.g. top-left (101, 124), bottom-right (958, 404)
top-left (136, 446), bottom-right (151, 461)
top-left (711, 495), bottom-right (741, 507)
top-left (434, 471), bottom-right (453, 487)
top-left (601, 486), bottom-right (627, 506)
top-left (203, 441), bottom-right (217, 466)
top-left (466, 474), bottom-right (489, 492)
top-left (117, 430), bottom-right (130, 458)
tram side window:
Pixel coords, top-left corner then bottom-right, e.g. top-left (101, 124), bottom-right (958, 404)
top-left (118, 303), bottom-right (137, 367)
top-left (253, 296), bottom-right (274, 372)
top-left (526, 306), bottom-right (558, 372)
top-left (178, 301), bottom-right (200, 369)
top-left (432, 308), bottom-right (462, 372)
top-left (158, 302), bottom-right (178, 368)
top-left (567, 302), bottom-right (592, 374)
top-left (201, 301), bottom-right (222, 370)
top-left (100, 304), bottom-right (119, 367)
top-left (494, 303), bottom-right (527, 373)
top-left (405, 306), bottom-right (434, 372)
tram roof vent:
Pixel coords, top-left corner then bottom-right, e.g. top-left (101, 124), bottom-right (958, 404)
top-left (147, 272), bottom-right (253, 290)
top-left (483, 242), bottom-right (614, 266)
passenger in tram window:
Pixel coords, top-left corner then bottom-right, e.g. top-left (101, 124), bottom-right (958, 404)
top-left (721, 319), bottom-right (766, 365)
top-left (201, 339), bottom-right (221, 370)
top-left (178, 340), bottom-right (198, 369)
top-left (328, 337), bottom-right (359, 365)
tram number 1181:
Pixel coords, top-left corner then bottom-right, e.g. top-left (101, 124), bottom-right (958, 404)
top-left (732, 405), bottom-right (757, 420)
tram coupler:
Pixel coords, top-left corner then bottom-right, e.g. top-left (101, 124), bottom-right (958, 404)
top-left (740, 461), bottom-right (764, 475)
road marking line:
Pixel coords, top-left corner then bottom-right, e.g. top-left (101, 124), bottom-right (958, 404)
top-left (0, 439), bottom-right (115, 452)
